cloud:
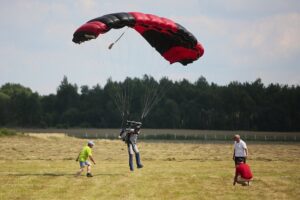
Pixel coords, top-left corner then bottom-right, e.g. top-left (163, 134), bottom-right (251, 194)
top-left (176, 11), bottom-right (300, 65)
top-left (234, 13), bottom-right (300, 59)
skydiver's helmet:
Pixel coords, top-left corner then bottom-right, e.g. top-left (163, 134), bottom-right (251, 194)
top-left (135, 125), bottom-right (141, 130)
top-left (126, 120), bottom-right (142, 129)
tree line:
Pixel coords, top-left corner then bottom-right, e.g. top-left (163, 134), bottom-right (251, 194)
top-left (0, 75), bottom-right (299, 131)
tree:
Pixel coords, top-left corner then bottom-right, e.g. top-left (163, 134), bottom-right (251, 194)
top-left (0, 92), bottom-right (10, 125)
top-left (0, 83), bottom-right (41, 127)
top-left (55, 76), bottom-right (80, 126)
top-left (0, 75), bottom-right (300, 131)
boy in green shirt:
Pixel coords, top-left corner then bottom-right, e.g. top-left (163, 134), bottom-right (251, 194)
top-left (76, 141), bottom-right (96, 177)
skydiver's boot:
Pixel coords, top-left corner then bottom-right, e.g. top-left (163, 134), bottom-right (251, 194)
top-left (135, 153), bottom-right (143, 168)
top-left (129, 154), bottom-right (134, 171)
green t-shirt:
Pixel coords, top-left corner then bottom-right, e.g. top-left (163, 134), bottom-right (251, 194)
top-left (78, 145), bottom-right (92, 162)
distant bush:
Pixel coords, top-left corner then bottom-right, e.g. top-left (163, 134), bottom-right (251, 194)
top-left (0, 128), bottom-right (17, 136)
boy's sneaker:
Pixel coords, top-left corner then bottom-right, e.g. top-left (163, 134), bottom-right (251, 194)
top-left (86, 173), bottom-right (93, 177)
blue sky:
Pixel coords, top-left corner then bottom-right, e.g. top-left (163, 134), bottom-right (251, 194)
top-left (1, 0), bottom-right (299, 95)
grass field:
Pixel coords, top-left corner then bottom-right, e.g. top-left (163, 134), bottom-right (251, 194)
top-left (16, 128), bottom-right (300, 141)
top-left (0, 134), bottom-right (299, 200)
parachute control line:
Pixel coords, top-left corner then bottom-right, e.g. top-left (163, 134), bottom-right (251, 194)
top-left (108, 27), bottom-right (129, 50)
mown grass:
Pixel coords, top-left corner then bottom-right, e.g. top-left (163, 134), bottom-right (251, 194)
top-left (0, 134), bottom-right (299, 200)
top-left (16, 128), bottom-right (300, 141)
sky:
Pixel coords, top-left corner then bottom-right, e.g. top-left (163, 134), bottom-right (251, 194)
top-left (0, 0), bottom-right (299, 95)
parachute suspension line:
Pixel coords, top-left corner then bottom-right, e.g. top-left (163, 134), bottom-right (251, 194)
top-left (121, 88), bottom-right (127, 124)
top-left (141, 81), bottom-right (152, 119)
top-left (140, 80), bottom-right (166, 120)
top-left (141, 65), bottom-right (170, 120)
top-left (112, 84), bottom-right (124, 117)
top-left (141, 83), bottom-right (151, 119)
top-left (119, 84), bottom-right (126, 128)
top-left (145, 80), bottom-right (169, 120)
top-left (123, 80), bottom-right (130, 119)
top-left (145, 82), bottom-right (159, 115)
top-left (110, 81), bottom-right (131, 129)
top-left (141, 95), bottom-right (155, 119)
top-left (141, 90), bottom-right (161, 120)
top-left (119, 79), bottom-right (132, 129)
top-left (141, 81), bottom-right (158, 119)
top-left (118, 88), bottom-right (127, 129)
top-left (108, 27), bottom-right (129, 50)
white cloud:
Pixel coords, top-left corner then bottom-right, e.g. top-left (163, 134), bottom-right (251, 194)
top-left (235, 13), bottom-right (300, 59)
top-left (176, 12), bottom-right (300, 65)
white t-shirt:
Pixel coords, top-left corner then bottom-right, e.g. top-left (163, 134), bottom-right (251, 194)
top-left (234, 139), bottom-right (247, 157)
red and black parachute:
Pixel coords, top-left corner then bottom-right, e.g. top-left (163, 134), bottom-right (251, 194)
top-left (72, 12), bottom-right (204, 65)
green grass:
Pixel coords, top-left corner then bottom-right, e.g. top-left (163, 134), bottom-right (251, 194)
top-left (0, 128), bottom-right (17, 136)
top-left (0, 134), bottom-right (299, 200)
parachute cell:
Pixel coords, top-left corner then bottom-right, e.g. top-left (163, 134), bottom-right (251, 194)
top-left (72, 12), bottom-right (204, 65)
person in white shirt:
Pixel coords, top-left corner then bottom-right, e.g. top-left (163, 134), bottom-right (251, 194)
top-left (232, 134), bottom-right (248, 166)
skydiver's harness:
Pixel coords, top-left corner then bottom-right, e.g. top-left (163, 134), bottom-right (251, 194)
top-left (119, 120), bottom-right (142, 143)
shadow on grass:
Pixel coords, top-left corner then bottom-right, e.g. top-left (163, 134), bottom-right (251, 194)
top-left (1, 172), bottom-right (125, 177)
top-left (3, 173), bottom-right (74, 177)
top-left (92, 173), bottom-right (125, 177)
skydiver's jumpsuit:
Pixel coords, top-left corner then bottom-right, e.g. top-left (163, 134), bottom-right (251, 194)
top-left (125, 128), bottom-right (143, 171)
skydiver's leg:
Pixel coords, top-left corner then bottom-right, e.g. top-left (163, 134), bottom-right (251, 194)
top-left (135, 152), bottom-right (143, 168)
top-left (132, 143), bottom-right (139, 153)
top-left (128, 143), bottom-right (134, 171)
top-left (129, 154), bottom-right (134, 171)
top-left (132, 143), bottom-right (143, 168)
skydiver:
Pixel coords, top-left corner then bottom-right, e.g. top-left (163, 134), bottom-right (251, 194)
top-left (119, 121), bottom-right (143, 171)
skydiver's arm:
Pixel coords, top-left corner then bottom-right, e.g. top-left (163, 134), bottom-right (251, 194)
top-left (119, 129), bottom-right (125, 138)
top-left (119, 128), bottom-right (125, 136)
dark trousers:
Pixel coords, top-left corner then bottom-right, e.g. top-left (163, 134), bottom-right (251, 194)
top-left (234, 157), bottom-right (246, 165)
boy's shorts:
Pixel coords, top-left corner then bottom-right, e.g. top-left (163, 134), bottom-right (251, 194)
top-left (79, 161), bottom-right (91, 168)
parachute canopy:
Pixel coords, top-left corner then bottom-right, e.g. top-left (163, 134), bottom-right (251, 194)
top-left (72, 12), bottom-right (204, 65)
